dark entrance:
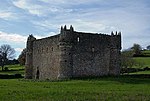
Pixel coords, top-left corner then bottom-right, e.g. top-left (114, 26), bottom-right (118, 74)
top-left (36, 67), bottom-right (39, 79)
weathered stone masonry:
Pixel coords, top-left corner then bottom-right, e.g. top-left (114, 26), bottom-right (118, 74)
top-left (25, 25), bottom-right (121, 80)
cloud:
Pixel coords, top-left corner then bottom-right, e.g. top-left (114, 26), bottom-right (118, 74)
top-left (39, 0), bottom-right (100, 6)
top-left (12, 0), bottom-right (43, 16)
top-left (32, 20), bottom-right (59, 31)
top-left (0, 31), bottom-right (27, 43)
top-left (34, 32), bottom-right (57, 39)
top-left (0, 11), bottom-right (16, 20)
top-left (15, 48), bottom-right (24, 53)
top-left (0, 31), bottom-right (52, 44)
top-left (0, 31), bottom-right (56, 58)
top-left (12, 0), bottom-right (73, 17)
top-left (1, 0), bottom-right (150, 51)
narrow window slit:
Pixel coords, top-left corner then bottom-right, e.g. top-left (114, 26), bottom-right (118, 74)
top-left (77, 37), bottom-right (80, 42)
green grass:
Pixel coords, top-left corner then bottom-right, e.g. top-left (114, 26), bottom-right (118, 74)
top-left (0, 65), bottom-right (25, 75)
top-left (141, 50), bottom-right (150, 57)
top-left (133, 57), bottom-right (150, 68)
top-left (142, 50), bottom-right (150, 54)
top-left (130, 70), bottom-right (150, 74)
top-left (0, 77), bottom-right (150, 101)
top-left (4, 64), bottom-right (24, 70)
top-left (0, 64), bottom-right (150, 100)
top-left (0, 70), bottom-right (24, 75)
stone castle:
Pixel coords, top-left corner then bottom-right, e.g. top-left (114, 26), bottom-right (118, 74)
top-left (25, 25), bottom-right (121, 80)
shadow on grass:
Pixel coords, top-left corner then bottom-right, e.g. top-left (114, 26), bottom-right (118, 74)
top-left (19, 74), bottom-right (150, 84)
top-left (0, 69), bottom-right (24, 72)
top-left (72, 74), bottom-right (150, 84)
top-left (0, 74), bottom-right (23, 79)
top-left (0, 73), bottom-right (150, 85)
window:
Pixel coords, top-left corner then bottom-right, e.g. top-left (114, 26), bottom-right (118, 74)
top-left (77, 37), bottom-right (80, 42)
top-left (92, 47), bottom-right (95, 52)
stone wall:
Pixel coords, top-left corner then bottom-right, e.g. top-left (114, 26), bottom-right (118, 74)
top-left (25, 26), bottom-right (121, 80)
top-left (72, 33), bottom-right (112, 77)
top-left (32, 35), bottom-right (60, 80)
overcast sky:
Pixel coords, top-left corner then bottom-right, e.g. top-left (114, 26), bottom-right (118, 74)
top-left (0, 0), bottom-right (150, 58)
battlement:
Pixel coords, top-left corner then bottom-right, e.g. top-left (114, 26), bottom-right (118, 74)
top-left (25, 25), bottom-right (122, 80)
top-left (60, 25), bottom-right (121, 36)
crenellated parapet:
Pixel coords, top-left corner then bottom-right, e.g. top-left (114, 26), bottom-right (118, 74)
top-left (59, 25), bottom-right (75, 43)
top-left (110, 31), bottom-right (121, 50)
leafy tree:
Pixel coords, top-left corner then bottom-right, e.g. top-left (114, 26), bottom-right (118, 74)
top-left (18, 48), bottom-right (26, 65)
top-left (0, 44), bottom-right (15, 71)
top-left (131, 43), bottom-right (142, 56)
top-left (121, 50), bottom-right (137, 74)
top-left (146, 45), bottom-right (150, 50)
top-left (121, 51), bottom-right (135, 68)
top-left (121, 50), bottom-right (145, 74)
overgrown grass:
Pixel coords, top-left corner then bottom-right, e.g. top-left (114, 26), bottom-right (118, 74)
top-left (0, 76), bottom-right (150, 101)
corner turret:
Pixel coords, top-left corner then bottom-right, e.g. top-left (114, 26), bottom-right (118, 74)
top-left (109, 31), bottom-right (121, 75)
top-left (59, 25), bottom-right (75, 42)
top-left (25, 34), bottom-right (36, 79)
top-left (58, 25), bottom-right (75, 79)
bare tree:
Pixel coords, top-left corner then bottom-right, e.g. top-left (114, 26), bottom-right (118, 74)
top-left (0, 44), bottom-right (15, 71)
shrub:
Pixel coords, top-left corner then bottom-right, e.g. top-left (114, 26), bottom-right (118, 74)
top-left (144, 67), bottom-right (150, 71)
top-left (4, 67), bottom-right (9, 71)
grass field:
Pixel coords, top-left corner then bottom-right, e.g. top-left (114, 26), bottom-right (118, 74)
top-left (0, 60), bottom-right (150, 100)
top-left (0, 77), bottom-right (150, 101)
top-left (133, 57), bottom-right (150, 68)
top-left (0, 65), bottom-right (25, 75)
top-left (142, 50), bottom-right (150, 56)
top-left (130, 70), bottom-right (150, 74)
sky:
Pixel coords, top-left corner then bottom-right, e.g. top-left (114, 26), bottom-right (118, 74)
top-left (0, 0), bottom-right (150, 58)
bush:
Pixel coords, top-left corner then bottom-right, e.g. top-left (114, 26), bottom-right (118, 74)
top-left (144, 67), bottom-right (150, 71)
top-left (4, 67), bottom-right (9, 71)
top-left (0, 74), bottom-right (23, 79)
top-left (14, 74), bottom-right (22, 78)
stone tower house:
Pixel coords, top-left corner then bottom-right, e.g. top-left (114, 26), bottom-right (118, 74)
top-left (25, 25), bottom-right (121, 80)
